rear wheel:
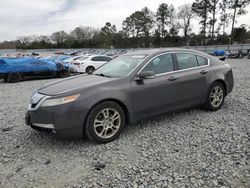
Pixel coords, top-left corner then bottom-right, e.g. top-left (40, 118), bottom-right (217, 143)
top-left (59, 70), bottom-right (70, 78)
top-left (85, 101), bottom-right (125, 143)
top-left (86, 66), bottom-right (95, 74)
top-left (7, 73), bottom-right (22, 83)
top-left (204, 82), bottom-right (225, 111)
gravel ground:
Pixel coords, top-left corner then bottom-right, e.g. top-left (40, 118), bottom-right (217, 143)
top-left (0, 59), bottom-right (249, 188)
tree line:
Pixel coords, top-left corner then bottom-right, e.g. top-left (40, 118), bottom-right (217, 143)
top-left (0, 0), bottom-right (250, 49)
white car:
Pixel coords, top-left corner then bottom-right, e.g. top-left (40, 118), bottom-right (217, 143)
top-left (62, 55), bottom-right (90, 63)
top-left (71, 55), bottom-right (112, 73)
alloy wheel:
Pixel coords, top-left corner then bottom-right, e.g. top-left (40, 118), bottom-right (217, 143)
top-left (94, 108), bottom-right (121, 139)
top-left (210, 86), bottom-right (224, 108)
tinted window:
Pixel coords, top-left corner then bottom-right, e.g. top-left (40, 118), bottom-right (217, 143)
top-left (175, 53), bottom-right (198, 70)
top-left (91, 56), bottom-right (111, 61)
top-left (91, 56), bottom-right (100, 61)
top-left (103, 57), bottom-right (112, 61)
top-left (142, 54), bottom-right (174, 75)
top-left (196, 56), bottom-right (208, 66)
top-left (78, 57), bottom-right (88, 61)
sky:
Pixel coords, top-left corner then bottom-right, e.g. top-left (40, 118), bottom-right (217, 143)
top-left (0, 0), bottom-right (249, 42)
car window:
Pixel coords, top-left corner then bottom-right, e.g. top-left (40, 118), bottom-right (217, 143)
top-left (91, 56), bottom-right (102, 61)
top-left (91, 56), bottom-right (111, 61)
top-left (196, 56), bottom-right (208, 66)
top-left (103, 56), bottom-right (112, 61)
top-left (94, 54), bottom-right (147, 77)
top-left (175, 53), bottom-right (198, 70)
top-left (91, 56), bottom-right (98, 61)
top-left (142, 54), bottom-right (174, 75)
top-left (78, 57), bottom-right (88, 61)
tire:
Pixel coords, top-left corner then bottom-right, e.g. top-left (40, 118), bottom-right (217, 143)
top-left (86, 66), bottom-right (95, 74)
top-left (204, 82), bottom-right (225, 111)
top-left (7, 73), bottom-right (22, 83)
top-left (59, 70), bottom-right (70, 78)
top-left (85, 101), bottom-right (125, 143)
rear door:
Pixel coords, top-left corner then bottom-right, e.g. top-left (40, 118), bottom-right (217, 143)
top-left (173, 52), bottom-right (211, 107)
top-left (130, 53), bottom-right (181, 120)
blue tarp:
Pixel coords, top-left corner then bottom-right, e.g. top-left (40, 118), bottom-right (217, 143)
top-left (213, 50), bottom-right (225, 56)
top-left (0, 57), bottom-right (68, 74)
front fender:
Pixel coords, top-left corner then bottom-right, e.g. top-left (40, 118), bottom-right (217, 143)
top-left (76, 87), bottom-right (134, 125)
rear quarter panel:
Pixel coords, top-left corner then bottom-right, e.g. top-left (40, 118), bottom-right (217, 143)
top-left (210, 61), bottom-right (234, 95)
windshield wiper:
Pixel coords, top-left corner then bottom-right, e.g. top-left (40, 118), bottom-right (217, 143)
top-left (93, 73), bottom-right (112, 78)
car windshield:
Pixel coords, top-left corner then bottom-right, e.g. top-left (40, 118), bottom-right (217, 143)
top-left (93, 54), bottom-right (147, 77)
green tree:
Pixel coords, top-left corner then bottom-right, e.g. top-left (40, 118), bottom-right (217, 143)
top-left (122, 7), bottom-right (154, 47)
top-left (156, 3), bottom-right (170, 38)
top-left (218, 0), bottom-right (231, 35)
top-left (210, 0), bottom-right (220, 42)
top-left (229, 0), bottom-right (250, 44)
top-left (192, 0), bottom-right (211, 45)
top-left (50, 31), bottom-right (69, 47)
top-left (100, 22), bottom-right (117, 48)
top-left (232, 24), bottom-right (248, 43)
top-left (70, 27), bottom-right (86, 42)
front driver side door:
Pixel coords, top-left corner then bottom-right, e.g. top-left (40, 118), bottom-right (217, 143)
top-left (130, 53), bottom-right (181, 121)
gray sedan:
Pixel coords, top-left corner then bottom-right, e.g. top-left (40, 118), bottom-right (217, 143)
top-left (25, 49), bottom-right (234, 143)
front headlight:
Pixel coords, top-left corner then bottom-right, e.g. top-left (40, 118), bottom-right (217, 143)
top-left (41, 94), bottom-right (80, 107)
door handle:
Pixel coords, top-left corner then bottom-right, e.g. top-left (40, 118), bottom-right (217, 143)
top-left (168, 76), bottom-right (178, 81)
top-left (200, 70), bottom-right (208, 74)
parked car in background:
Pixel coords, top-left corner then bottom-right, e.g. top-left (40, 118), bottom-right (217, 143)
top-left (227, 49), bottom-right (245, 59)
top-left (44, 55), bottom-right (77, 73)
top-left (0, 57), bottom-right (70, 83)
top-left (26, 48), bottom-right (234, 143)
top-left (62, 55), bottom-right (90, 63)
top-left (71, 55), bottom-right (112, 73)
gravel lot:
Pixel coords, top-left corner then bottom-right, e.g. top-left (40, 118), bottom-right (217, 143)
top-left (0, 59), bottom-right (249, 188)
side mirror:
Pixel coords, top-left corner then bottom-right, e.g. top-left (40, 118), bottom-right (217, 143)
top-left (135, 71), bottom-right (155, 81)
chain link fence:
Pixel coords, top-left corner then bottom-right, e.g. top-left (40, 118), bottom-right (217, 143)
top-left (185, 44), bottom-right (250, 54)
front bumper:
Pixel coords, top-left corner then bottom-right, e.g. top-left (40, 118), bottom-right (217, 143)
top-left (25, 93), bottom-right (87, 139)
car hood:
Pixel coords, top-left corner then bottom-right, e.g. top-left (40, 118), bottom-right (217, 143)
top-left (37, 74), bottom-right (118, 96)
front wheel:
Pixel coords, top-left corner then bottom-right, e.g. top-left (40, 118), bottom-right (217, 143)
top-left (7, 73), bottom-right (22, 83)
top-left (204, 82), bottom-right (225, 111)
top-left (85, 101), bottom-right (125, 143)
